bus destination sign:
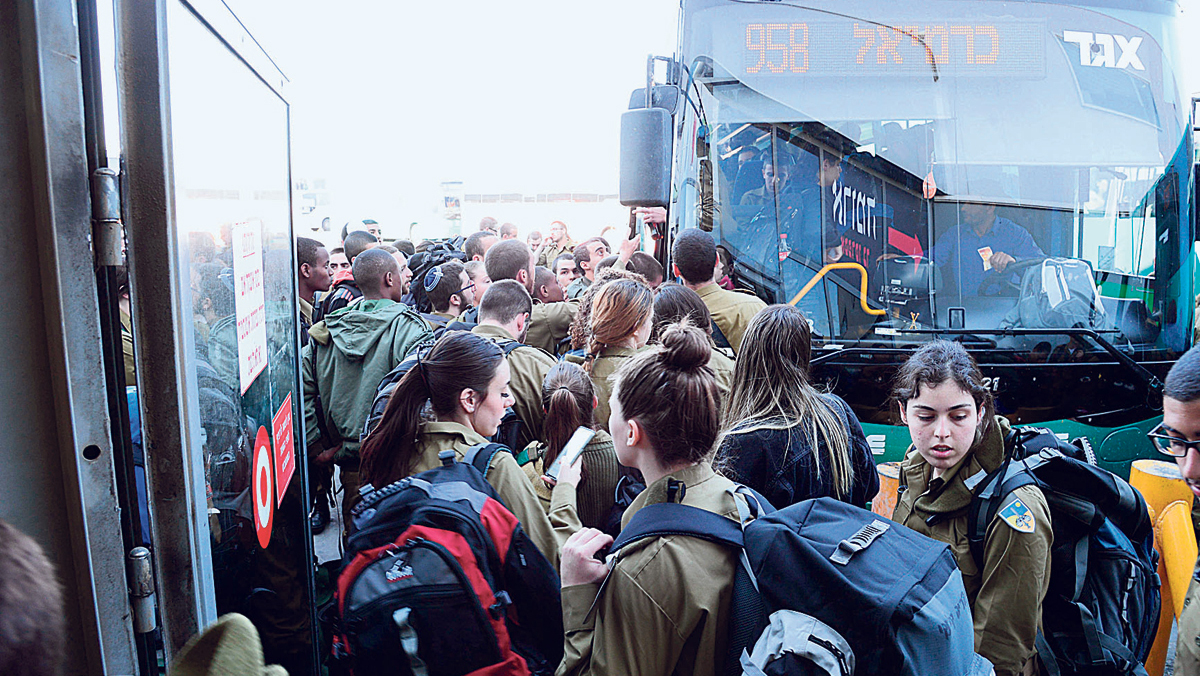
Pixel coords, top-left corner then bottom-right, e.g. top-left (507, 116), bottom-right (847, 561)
top-left (744, 21), bottom-right (1045, 78)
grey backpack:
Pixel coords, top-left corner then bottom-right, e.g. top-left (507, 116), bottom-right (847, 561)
top-left (740, 611), bottom-right (855, 676)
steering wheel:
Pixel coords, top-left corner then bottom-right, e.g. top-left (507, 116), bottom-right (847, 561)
top-left (977, 257), bottom-right (1045, 297)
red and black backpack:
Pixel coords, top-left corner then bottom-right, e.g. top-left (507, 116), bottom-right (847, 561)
top-left (333, 446), bottom-right (563, 675)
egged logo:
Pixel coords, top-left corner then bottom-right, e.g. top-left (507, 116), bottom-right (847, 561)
top-left (1063, 31), bottom-right (1144, 71)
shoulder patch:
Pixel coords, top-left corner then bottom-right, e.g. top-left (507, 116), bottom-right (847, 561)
top-left (998, 497), bottom-right (1036, 533)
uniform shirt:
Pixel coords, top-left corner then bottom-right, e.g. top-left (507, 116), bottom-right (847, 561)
top-left (552, 463), bottom-right (740, 676)
top-left (472, 323), bottom-right (558, 448)
top-left (578, 346), bottom-right (645, 433)
top-left (527, 300), bottom-right (578, 355)
top-left (694, 283), bottom-right (767, 355)
top-left (892, 418), bottom-right (1052, 676)
top-left (566, 276), bottom-right (592, 300)
top-left (538, 238), bottom-right (577, 268)
top-left (413, 421), bottom-right (560, 569)
top-left (931, 217), bottom-right (1044, 296)
top-left (1178, 563), bottom-right (1200, 674)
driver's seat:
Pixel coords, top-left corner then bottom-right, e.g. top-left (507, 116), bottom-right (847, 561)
top-left (999, 258), bottom-right (1110, 331)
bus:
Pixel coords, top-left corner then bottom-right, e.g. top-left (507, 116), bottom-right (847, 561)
top-left (624, 0), bottom-right (1194, 476)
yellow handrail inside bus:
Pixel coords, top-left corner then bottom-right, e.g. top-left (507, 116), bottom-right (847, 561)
top-left (788, 262), bottom-right (887, 316)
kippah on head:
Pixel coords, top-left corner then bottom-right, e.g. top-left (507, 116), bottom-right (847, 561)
top-left (352, 247), bottom-right (398, 292)
top-left (671, 229), bottom-right (718, 284)
top-left (1165, 346), bottom-right (1200, 403)
top-left (485, 239), bottom-right (532, 282)
top-left (479, 279), bottom-right (533, 325)
top-left (344, 230), bottom-right (380, 261)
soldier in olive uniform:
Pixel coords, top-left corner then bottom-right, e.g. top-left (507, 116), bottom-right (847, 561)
top-left (671, 228), bottom-right (766, 354)
top-left (471, 280), bottom-right (558, 450)
top-left (891, 341), bottom-right (1051, 676)
top-left (486, 238), bottom-right (578, 354)
top-left (1157, 347), bottom-right (1200, 675)
top-left (535, 219), bottom-right (576, 268)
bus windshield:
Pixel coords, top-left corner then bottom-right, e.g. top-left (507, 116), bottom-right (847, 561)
top-left (686, 0), bottom-right (1191, 361)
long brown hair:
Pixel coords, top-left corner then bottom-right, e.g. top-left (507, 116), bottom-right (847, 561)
top-left (721, 305), bottom-right (854, 498)
top-left (541, 362), bottom-right (596, 469)
top-left (585, 279), bottom-right (652, 374)
top-left (360, 332), bottom-right (504, 487)
top-left (613, 322), bottom-right (721, 467)
top-left (569, 266), bottom-right (648, 350)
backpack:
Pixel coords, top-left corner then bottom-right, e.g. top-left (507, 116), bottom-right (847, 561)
top-left (999, 258), bottom-right (1110, 331)
top-left (612, 493), bottom-right (992, 676)
top-left (361, 340), bottom-right (525, 447)
top-left (407, 244), bottom-right (467, 313)
top-left (334, 446), bottom-right (563, 676)
top-left (968, 428), bottom-right (1160, 676)
top-left (315, 279), bottom-right (363, 324)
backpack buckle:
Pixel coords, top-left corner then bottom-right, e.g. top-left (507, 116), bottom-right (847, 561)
top-left (489, 590), bottom-right (512, 619)
top-left (830, 520), bottom-right (890, 566)
top-left (439, 450), bottom-right (457, 467)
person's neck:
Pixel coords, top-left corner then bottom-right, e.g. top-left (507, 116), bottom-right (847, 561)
top-left (684, 279), bottom-right (716, 293)
top-left (479, 319), bottom-right (518, 338)
top-left (360, 292), bottom-right (390, 302)
top-left (638, 454), bottom-right (696, 488)
top-left (972, 217), bottom-right (995, 238)
top-left (298, 283), bottom-right (319, 304)
top-left (585, 270), bottom-right (596, 282)
top-left (612, 336), bottom-right (640, 350)
top-left (435, 410), bottom-right (474, 430)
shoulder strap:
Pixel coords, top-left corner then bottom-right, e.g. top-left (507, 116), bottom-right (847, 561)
top-left (462, 442), bottom-right (510, 478)
top-left (967, 450), bottom-right (1053, 564)
top-left (612, 502), bottom-right (745, 553)
top-left (711, 319), bottom-right (732, 349)
top-left (497, 339), bottom-right (523, 356)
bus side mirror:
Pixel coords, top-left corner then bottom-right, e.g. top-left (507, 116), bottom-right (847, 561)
top-left (620, 107), bottom-right (671, 208)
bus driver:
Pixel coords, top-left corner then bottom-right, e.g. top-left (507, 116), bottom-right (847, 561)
top-left (932, 198), bottom-right (1043, 296)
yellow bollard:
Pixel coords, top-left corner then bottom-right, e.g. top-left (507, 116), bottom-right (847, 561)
top-left (872, 462), bottom-right (902, 519)
top-left (1159, 500), bottom-right (1198, 619)
top-left (1130, 459), bottom-right (1194, 676)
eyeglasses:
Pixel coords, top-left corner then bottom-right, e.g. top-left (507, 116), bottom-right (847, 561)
top-left (1146, 422), bottom-right (1200, 457)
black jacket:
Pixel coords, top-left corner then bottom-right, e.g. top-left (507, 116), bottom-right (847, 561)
top-left (718, 393), bottom-right (879, 509)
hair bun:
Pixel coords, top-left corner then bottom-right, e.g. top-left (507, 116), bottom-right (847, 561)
top-left (658, 321), bottom-right (711, 370)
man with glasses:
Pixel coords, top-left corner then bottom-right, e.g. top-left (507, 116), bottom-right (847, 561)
top-left (422, 261), bottom-right (475, 328)
top-left (1152, 347), bottom-right (1200, 674)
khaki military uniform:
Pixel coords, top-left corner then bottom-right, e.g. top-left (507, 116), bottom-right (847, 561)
top-left (472, 323), bottom-right (558, 449)
top-left (708, 347), bottom-right (735, 399)
top-left (571, 346), bottom-right (646, 433)
top-left (566, 276), bottom-right (591, 300)
top-left (413, 421), bottom-right (559, 568)
top-left (527, 299), bottom-right (578, 355)
top-left (1178, 563), bottom-right (1200, 674)
top-left (552, 463), bottom-right (740, 676)
top-left (892, 418), bottom-right (1052, 676)
top-left (538, 237), bottom-right (577, 268)
top-left (519, 429), bottom-right (620, 532)
top-left (694, 283), bottom-right (767, 354)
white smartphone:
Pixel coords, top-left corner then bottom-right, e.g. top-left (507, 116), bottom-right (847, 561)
top-left (544, 427), bottom-right (596, 483)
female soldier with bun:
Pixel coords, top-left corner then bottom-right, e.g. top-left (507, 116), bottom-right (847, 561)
top-left (553, 322), bottom-right (739, 676)
top-left (359, 330), bottom-right (559, 567)
top-left (891, 340), bottom-right (1052, 676)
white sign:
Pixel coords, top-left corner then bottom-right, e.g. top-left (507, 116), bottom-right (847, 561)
top-left (233, 219), bottom-right (268, 394)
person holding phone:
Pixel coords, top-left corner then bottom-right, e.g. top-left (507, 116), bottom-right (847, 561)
top-left (520, 363), bottom-right (620, 534)
top-left (552, 323), bottom-right (741, 676)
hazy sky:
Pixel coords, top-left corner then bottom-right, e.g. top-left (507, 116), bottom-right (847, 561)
top-left (228, 1), bottom-right (679, 223)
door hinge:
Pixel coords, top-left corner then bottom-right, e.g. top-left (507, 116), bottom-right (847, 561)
top-left (127, 547), bottom-right (157, 634)
top-left (91, 167), bottom-right (123, 267)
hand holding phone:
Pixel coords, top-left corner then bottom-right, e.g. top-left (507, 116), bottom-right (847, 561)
top-left (544, 426), bottom-right (595, 487)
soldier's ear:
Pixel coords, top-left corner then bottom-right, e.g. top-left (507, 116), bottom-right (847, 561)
top-left (898, 401), bottom-right (909, 425)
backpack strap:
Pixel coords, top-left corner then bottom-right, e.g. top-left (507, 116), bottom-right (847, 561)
top-left (462, 442), bottom-right (510, 479)
top-left (966, 448), bottom-right (1057, 567)
top-left (711, 319), bottom-right (732, 350)
top-left (611, 502), bottom-right (745, 553)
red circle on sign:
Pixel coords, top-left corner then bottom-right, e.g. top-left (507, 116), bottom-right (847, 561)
top-left (252, 426), bottom-right (274, 548)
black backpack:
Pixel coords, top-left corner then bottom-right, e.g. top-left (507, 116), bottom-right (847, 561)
top-left (361, 340), bottom-right (526, 449)
top-left (612, 493), bottom-right (992, 676)
top-left (407, 243), bottom-right (467, 313)
top-left (968, 428), bottom-right (1160, 676)
top-left (334, 446), bottom-right (562, 675)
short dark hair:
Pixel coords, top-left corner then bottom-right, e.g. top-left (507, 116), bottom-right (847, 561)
top-left (330, 246), bottom-right (345, 256)
top-left (628, 252), bottom-right (664, 283)
top-left (484, 239), bottom-right (532, 283)
top-left (1165, 346), bottom-right (1200, 403)
top-left (353, 247), bottom-right (399, 296)
top-left (671, 229), bottom-right (717, 284)
top-left (0, 520), bottom-right (65, 676)
top-left (296, 237), bottom-right (325, 269)
top-left (573, 237), bottom-right (606, 271)
top-left (392, 239), bottom-right (415, 257)
top-left (344, 230), bottom-right (379, 261)
top-left (528, 230), bottom-right (542, 241)
top-left (465, 231), bottom-right (498, 260)
top-left (652, 282), bottom-right (712, 340)
top-left (479, 216), bottom-right (499, 233)
top-left (893, 340), bottom-right (995, 440)
top-left (479, 279), bottom-right (533, 325)
top-left (596, 255), bottom-right (619, 272)
top-left (553, 253), bottom-right (574, 270)
top-left (500, 222), bottom-right (518, 238)
top-left (534, 265), bottom-right (556, 292)
top-left (427, 261), bottom-right (467, 313)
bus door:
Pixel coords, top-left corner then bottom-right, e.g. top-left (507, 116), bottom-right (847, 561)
top-left (115, 0), bottom-right (317, 673)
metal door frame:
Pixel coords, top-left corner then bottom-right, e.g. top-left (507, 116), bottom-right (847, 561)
top-left (117, 0), bottom-right (296, 658)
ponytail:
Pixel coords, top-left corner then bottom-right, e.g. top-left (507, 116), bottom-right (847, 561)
top-left (361, 366), bottom-right (429, 487)
top-left (541, 362), bottom-right (596, 469)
